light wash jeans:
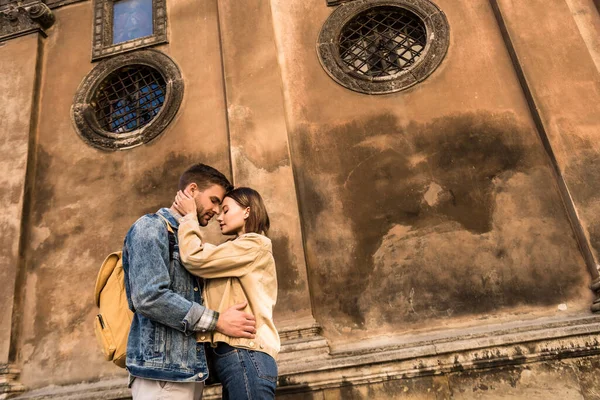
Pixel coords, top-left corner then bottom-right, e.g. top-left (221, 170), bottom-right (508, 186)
top-left (211, 343), bottom-right (278, 400)
top-left (131, 377), bottom-right (204, 400)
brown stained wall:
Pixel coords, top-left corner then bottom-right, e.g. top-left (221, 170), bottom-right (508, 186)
top-left (0, 34), bottom-right (40, 364)
top-left (14, 0), bottom-right (231, 388)
top-left (5, 0), bottom-right (600, 392)
top-left (270, 0), bottom-right (591, 340)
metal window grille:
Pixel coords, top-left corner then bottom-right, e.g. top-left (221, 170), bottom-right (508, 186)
top-left (339, 6), bottom-right (427, 78)
top-left (91, 65), bottom-right (166, 133)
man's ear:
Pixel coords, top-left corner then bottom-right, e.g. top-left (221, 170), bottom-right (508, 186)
top-left (185, 182), bottom-right (198, 195)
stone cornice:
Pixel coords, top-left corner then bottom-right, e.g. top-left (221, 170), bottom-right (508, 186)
top-left (0, 0), bottom-right (54, 43)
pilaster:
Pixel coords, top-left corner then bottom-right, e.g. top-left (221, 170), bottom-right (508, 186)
top-left (215, 0), bottom-right (325, 341)
top-left (0, 31), bottom-right (43, 399)
top-left (490, 0), bottom-right (600, 310)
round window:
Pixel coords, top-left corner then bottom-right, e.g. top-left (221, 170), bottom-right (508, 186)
top-left (317, 0), bottom-right (449, 94)
top-left (91, 65), bottom-right (166, 134)
top-left (72, 50), bottom-right (183, 150)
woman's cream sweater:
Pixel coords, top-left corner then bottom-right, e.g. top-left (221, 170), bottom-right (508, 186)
top-left (178, 214), bottom-right (280, 359)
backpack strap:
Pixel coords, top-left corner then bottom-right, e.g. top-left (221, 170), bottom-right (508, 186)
top-left (157, 214), bottom-right (176, 261)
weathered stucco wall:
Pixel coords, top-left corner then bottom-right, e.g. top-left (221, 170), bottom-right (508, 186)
top-left (270, 0), bottom-right (592, 342)
top-left (2, 0), bottom-right (600, 396)
top-left (13, 0), bottom-right (232, 388)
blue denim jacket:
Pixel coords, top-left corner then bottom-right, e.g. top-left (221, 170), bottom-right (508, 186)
top-left (123, 208), bottom-right (214, 382)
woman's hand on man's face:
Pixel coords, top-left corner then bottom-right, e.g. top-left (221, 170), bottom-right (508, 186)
top-left (173, 190), bottom-right (197, 216)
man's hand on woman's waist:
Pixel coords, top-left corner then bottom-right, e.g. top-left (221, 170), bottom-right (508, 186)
top-left (215, 302), bottom-right (257, 339)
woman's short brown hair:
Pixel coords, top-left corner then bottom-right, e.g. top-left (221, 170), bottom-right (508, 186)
top-left (226, 187), bottom-right (270, 235)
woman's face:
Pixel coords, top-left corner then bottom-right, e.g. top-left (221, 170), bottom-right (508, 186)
top-left (217, 197), bottom-right (249, 236)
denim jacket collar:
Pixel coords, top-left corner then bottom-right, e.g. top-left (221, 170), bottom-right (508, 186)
top-left (157, 207), bottom-right (180, 230)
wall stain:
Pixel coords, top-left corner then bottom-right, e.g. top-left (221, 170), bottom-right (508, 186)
top-left (291, 112), bottom-right (585, 328)
top-left (271, 235), bottom-right (303, 313)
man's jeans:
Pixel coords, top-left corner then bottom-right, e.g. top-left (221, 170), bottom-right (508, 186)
top-left (211, 343), bottom-right (278, 400)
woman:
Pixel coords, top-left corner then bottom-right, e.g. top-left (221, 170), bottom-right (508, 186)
top-left (173, 187), bottom-right (279, 400)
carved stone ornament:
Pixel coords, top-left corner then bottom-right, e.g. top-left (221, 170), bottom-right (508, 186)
top-left (317, 0), bottom-right (450, 94)
top-left (0, 0), bottom-right (55, 43)
top-left (92, 0), bottom-right (168, 61)
top-left (71, 49), bottom-right (184, 151)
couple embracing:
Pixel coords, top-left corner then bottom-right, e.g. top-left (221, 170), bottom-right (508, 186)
top-left (123, 163), bottom-right (279, 399)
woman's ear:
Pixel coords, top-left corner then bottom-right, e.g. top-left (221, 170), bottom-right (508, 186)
top-left (243, 207), bottom-right (250, 220)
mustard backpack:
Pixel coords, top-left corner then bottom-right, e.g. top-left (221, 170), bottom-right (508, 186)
top-left (94, 215), bottom-right (174, 368)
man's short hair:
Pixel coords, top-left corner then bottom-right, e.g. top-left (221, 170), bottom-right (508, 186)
top-left (178, 164), bottom-right (233, 192)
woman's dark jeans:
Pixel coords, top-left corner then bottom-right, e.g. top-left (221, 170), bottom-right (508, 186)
top-left (211, 343), bottom-right (278, 400)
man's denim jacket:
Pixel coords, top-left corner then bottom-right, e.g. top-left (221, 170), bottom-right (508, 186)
top-left (123, 208), bottom-right (215, 382)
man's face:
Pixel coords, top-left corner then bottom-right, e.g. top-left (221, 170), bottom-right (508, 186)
top-left (190, 184), bottom-right (227, 226)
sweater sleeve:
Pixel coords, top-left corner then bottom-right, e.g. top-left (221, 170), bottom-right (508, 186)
top-left (178, 214), bottom-right (261, 279)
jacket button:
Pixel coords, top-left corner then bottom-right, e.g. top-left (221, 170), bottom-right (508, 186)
top-left (249, 341), bottom-right (255, 347)
top-left (198, 373), bottom-right (204, 378)
top-left (193, 287), bottom-right (199, 292)
top-left (260, 344), bottom-right (264, 349)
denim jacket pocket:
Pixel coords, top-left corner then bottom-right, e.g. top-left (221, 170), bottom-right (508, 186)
top-left (248, 351), bottom-right (278, 382)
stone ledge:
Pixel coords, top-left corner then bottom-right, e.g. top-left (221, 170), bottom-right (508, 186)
top-left (11, 314), bottom-right (600, 399)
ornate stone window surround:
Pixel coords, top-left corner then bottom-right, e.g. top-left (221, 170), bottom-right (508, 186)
top-left (92, 0), bottom-right (168, 61)
top-left (71, 49), bottom-right (183, 151)
top-left (317, 0), bottom-right (450, 94)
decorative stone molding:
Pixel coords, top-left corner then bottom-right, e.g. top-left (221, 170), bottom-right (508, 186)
top-left (45, 0), bottom-right (85, 8)
top-left (0, 0), bottom-right (55, 43)
top-left (326, 0), bottom-right (353, 6)
top-left (11, 314), bottom-right (600, 399)
top-left (71, 49), bottom-right (184, 151)
top-left (0, 364), bottom-right (25, 399)
top-left (278, 320), bottom-right (330, 366)
top-left (91, 0), bottom-right (168, 61)
top-left (278, 314), bottom-right (600, 394)
top-left (317, 0), bottom-right (450, 94)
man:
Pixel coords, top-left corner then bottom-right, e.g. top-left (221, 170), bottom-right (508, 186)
top-left (123, 163), bottom-right (256, 400)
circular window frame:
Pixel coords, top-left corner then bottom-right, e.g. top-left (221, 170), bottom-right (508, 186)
top-left (71, 49), bottom-right (184, 151)
top-left (317, 0), bottom-right (450, 94)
